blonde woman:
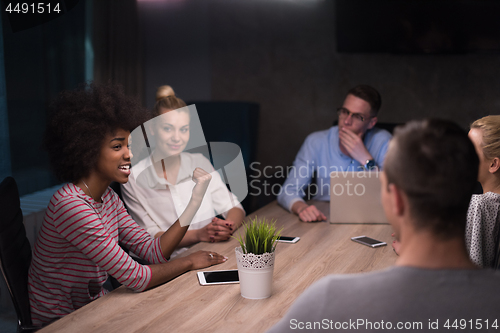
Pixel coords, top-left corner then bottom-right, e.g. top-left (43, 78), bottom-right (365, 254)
top-left (122, 86), bottom-right (245, 257)
top-left (466, 115), bottom-right (500, 267)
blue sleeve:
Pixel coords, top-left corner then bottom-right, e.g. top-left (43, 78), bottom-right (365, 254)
top-left (374, 139), bottom-right (390, 169)
top-left (370, 130), bottom-right (392, 170)
top-left (277, 135), bottom-right (317, 211)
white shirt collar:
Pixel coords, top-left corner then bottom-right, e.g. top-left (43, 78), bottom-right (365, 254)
top-left (134, 153), bottom-right (193, 190)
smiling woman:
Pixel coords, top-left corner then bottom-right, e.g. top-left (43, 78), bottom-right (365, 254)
top-left (28, 83), bottom-right (226, 326)
top-left (121, 86), bottom-right (245, 258)
top-left (93, 129), bottom-right (134, 188)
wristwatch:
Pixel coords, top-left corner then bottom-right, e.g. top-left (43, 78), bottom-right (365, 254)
top-left (364, 159), bottom-right (376, 170)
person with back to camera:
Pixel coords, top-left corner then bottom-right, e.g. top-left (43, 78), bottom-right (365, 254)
top-left (277, 85), bottom-right (392, 222)
top-left (267, 119), bottom-right (500, 333)
top-left (121, 85), bottom-right (245, 257)
top-left (466, 115), bottom-right (500, 267)
top-left (393, 115), bottom-right (500, 260)
top-left (28, 83), bottom-right (226, 326)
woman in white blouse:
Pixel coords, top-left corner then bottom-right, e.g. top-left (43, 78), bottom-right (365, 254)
top-left (121, 86), bottom-right (245, 257)
top-left (465, 115), bottom-right (500, 267)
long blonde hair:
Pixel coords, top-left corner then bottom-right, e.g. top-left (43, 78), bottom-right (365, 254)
top-left (470, 115), bottom-right (500, 160)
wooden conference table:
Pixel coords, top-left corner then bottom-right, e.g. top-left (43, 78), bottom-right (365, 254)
top-left (40, 201), bottom-right (397, 333)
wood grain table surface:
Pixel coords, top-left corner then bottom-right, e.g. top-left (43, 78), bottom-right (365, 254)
top-left (39, 201), bottom-right (397, 333)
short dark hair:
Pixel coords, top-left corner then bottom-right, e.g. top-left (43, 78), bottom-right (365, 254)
top-left (44, 83), bottom-right (148, 182)
top-left (384, 118), bottom-right (478, 239)
top-left (346, 85), bottom-right (382, 116)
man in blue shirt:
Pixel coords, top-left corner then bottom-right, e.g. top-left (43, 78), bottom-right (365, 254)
top-left (277, 85), bottom-right (392, 222)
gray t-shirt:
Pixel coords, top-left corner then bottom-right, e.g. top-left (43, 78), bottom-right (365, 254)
top-left (267, 266), bottom-right (500, 332)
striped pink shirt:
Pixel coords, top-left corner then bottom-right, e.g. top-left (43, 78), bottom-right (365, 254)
top-left (28, 183), bottom-right (168, 325)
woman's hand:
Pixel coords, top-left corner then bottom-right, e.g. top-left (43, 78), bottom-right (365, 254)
top-left (177, 168), bottom-right (212, 228)
top-left (191, 168), bottom-right (212, 203)
top-left (186, 250), bottom-right (227, 270)
top-left (197, 217), bottom-right (235, 243)
top-left (147, 250), bottom-right (226, 289)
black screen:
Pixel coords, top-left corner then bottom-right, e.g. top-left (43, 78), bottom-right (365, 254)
top-left (355, 237), bottom-right (384, 245)
top-left (278, 236), bottom-right (296, 241)
top-left (204, 270), bottom-right (239, 283)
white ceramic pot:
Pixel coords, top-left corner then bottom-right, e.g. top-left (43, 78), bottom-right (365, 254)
top-left (235, 247), bottom-right (275, 299)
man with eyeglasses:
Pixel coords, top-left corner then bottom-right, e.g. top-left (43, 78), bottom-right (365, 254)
top-left (277, 85), bottom-right (392, 222)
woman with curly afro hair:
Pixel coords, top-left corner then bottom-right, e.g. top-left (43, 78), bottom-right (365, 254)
top-left (28, 83), bottom-right (225, 326)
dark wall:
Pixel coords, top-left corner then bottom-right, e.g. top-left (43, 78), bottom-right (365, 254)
top-left (210, 0), bottom-right (337, 170)
top-left (141, 0), bottom-right (500, 174)
top-left (3, 0), bottom-right (498, 196)
top-left (138, 0), bottom-right (211, 110)
top-left (2, 0), bottom-right (87, 194)
top-left (208, 0), bottom-right (500, 170)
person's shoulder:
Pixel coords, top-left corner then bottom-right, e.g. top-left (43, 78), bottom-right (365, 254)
top-left (182, 152), bottom-right (213, 169)
top-left (129, 156), bottom-right (152, 180)
top-left (303, 127), bottom-right (336, 146)
top-left (49, 183), bottom-right (84, 208)
top-left (463, 269), bottom-right (500, 294)
top-left (286, 269), bottom-right (397, 314)
top-left (298, 267), bottom-right (500, 320)
top-left (306, 127), bottom-right (335, 139)
top-left (391, 266), bottom-right (500, 290)
top-left (370, 126), bottom-right (392, 141)
top-left (134, 156), bottom-right (151, 169)
top-left (317, 266), bottom-right (500, 295)
top-left (183, 151), bottom-right (210, 162)
top-left (482, 192), bottom-right (500, 205)
top-left (103, 186), bottom-right (120, 205)
top-left (46, 185), bottom-right (94, 223)
top-left (308, 267), bottom-right (397, 294)
top-left (475, 267), bottom-right (500, 279)
top-left (469, 192), bottom-right (500, 211)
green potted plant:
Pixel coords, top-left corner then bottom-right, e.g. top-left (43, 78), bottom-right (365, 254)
top-left (234, 216), bottom-right (282, 299)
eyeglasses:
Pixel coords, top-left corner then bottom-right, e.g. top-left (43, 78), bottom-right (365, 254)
top-left (337, 107), bottom-right (369, 122)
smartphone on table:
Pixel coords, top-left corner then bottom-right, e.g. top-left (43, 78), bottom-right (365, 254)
top-left (197, 269), bottom-right (239, 285)
top-left (277, 236), bottom-right (300, 243)
top-left (351, 235), bottom-right (387, 248)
